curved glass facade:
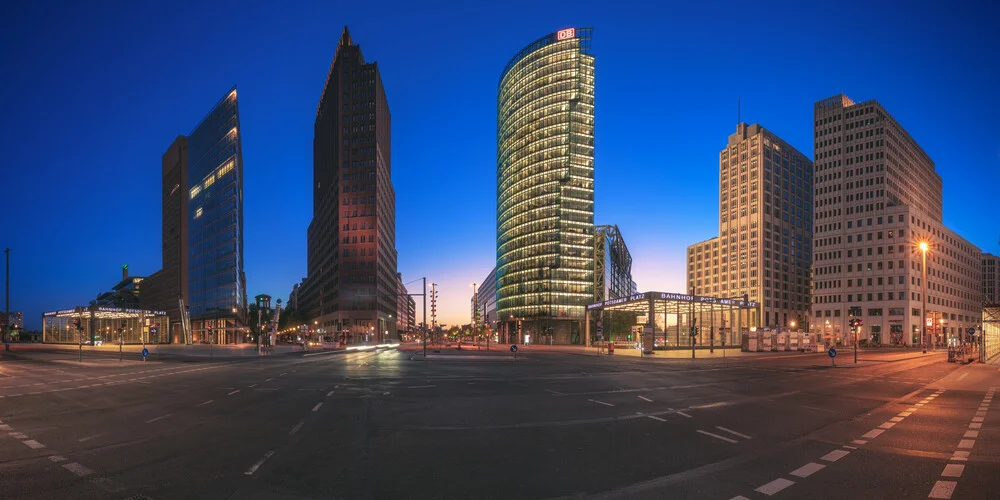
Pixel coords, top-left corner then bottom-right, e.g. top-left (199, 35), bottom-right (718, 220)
top-left (496, 28), bottom-right (595, 328)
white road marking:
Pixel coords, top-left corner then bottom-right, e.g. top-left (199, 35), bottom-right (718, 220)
top-left (790, 462), bottom-right (825, 478)
top-left (716, 426), bottom-right (751, 439)
top-left (289, 421), bottom-right (305, 435)
top-left (802, 405), bottom-right (833, 413)
top-left (636, 412), bottom-right (666, 422)
top-left (941, 464), bottom-right (964, 478)
top-left (326, 390), bottom-right (335, 397)
top-left (951, 451), bottom-right (970, 461)
top-left (199, 399), bottom-right (214, 406)
top-left (969, 422), bottom-right (982, 429)
top-left (957, 439), bottom-right (975, 449)
top-left (9, 432), bottom-right (27, 439)
top-left (957, 373), bottom-right (968, 381)
top-left (755, 478), bottom-right (795, 496)
top-left (729, 496), bottom-right (752, 500)
top-left (820, 449), bottom-right (850, 462)
top-left (637, 395), bottom-right (654, 402)
top-left (244, 450), bottom-right (275, 476)
top-left (312, 402), bottom-right (323, 412)
top-left (972, 416), bottom-right (984, 422)
top-left (280, 373), bottom-right (288, 376)
top-left (78, 434), bottom-right (101, 442)
top-left (22, 439), bottom-right (45, 449)
top-left (843, 445), bottom-right (857, 449)
top-left (879, 422), bottom-right (897, 429)
top-left (852, 439), bottom-right (868, 445)
top-left (697, 429), bottom-right (738, 444)
top-left (546, 389), bottom-right (567, 396)
top-left (928, 480), bottom-right (957, 499)
top-left (0, 424), bottom-right (10, 431)
top-left (145, 414), bottom-right (172, 423)
top-left (63, 462), bottom-right (94, 477)
top-left (889, 417), bottom-right (904, 422)
top-left (48, 455), bottom-right (66, 463)
top-left (265, 378), bottom-right (274, 382)
top-left (248, 384), bottom-right (257, 388)
top-left (898, 412), bottom-right (912, 417)
top-left (676, 411), bottom-right (692, 418)
top-left (588, 399), bottom-right (615, 407)
top-left (228, 390), bottom-right (240, 396)
top-left (408, 385), bottom-right (436, 389)
top-left (963, 430), bottom-right (979, 438)
top-left (862, 429), bottom-right (885, 439)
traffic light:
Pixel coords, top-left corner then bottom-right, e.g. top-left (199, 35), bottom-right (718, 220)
top-left (689, 327), bottom-right (697, 337)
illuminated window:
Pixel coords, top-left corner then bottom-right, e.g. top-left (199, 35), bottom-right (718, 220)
top-left (189, 185), bottom-right (202, 199)
top-left (204, 174), bottom-right (216, 189)
top-left (195, 207), bottom-right (203, 219)
top-left (217, 159), bottom-right (234, 177)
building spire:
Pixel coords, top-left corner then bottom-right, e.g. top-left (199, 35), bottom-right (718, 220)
top-left (338, 26), bottom-right (353, 48)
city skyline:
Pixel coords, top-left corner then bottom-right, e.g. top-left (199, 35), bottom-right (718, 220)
top-left (3, 1), bottom-right (999, 330)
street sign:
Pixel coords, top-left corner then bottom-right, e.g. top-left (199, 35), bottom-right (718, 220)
top-left (828, 348), bottom-right (837, 358)
top-left (510, 345), bottom-right (518, 353)
top-left (596, 325), bottom-right (603, 333)
top-left (968, 327), bottom-right (976, 335)
top-left (141, 348), bottom-right (149, 358)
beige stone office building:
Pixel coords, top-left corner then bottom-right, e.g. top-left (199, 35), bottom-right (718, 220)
top-left (687, 123), bottom-right (813, 330)
top-left (811, 94), bottom-right (981, 346)
top-left (984, 253), bottom-right (1000, 306)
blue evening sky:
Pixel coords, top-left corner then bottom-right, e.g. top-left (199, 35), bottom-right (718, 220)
top-left (2, 0), bottom-right (998, 329)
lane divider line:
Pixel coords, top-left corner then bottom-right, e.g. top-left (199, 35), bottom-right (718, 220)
top-left (244, 450), bottom-right (274, 475)
top-left (697, 429), bottom-right (738, 444)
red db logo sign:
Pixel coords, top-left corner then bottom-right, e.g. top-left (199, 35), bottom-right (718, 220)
top-left (557, 28), bottom-right (575, 40)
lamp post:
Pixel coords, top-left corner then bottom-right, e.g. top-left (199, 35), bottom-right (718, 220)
top-left (4, 248), bottom-right (9, 352)
top-left (470, 282), bottom-right (478, 349)
top-left (920, 241), bottom-right (928, 354)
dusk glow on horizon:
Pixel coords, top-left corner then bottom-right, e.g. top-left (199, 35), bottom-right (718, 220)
top-left (3, 1), bottom-right (998, 330)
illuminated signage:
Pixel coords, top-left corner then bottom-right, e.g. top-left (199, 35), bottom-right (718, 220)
top-left (556, 28), bottom-right (575, 41)
top-left (588, 291), bottom-right (760, 310)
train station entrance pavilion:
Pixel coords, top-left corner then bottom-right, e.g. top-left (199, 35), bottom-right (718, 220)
top-left (585, 291), bottom-right (760, 348)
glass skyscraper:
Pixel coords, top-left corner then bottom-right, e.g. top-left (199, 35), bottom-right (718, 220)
top-left (186, 87), bottom-right (247, 342)
top-left (496, 28), bottom-right (595, 344)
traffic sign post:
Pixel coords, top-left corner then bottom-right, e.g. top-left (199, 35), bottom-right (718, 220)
top-left (141, 347), bottom-right (149, 362)
top-left (510, 344), bottom-right (518, 361)
top-left (829, 347), bottom-right (837, 366)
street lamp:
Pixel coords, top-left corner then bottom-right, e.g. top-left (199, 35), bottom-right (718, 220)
top-left (919, 241), bottom-right (928, 354)
top-left (789, 320), bottom-right (796, 330)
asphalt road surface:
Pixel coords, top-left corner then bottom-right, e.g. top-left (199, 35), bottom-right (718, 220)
top-left (0, 346), bottom-right (996, 499)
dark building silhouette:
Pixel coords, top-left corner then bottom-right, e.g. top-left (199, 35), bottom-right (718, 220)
top-left (299, 27), bottom-right (397, 344)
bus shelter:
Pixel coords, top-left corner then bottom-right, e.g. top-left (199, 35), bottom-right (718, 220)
top-left (42, 306), bottom-right (170, 345)
top-left (585, 291), bottom-right (760, 349)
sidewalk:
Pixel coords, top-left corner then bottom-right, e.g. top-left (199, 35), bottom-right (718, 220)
top-left (398, 342), bottom-right (821, 360)
top-left (3, 342), bottom-right (315, 360)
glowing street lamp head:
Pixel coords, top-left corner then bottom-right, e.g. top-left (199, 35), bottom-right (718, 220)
top-left (919, 241), bottom-right (928, 252)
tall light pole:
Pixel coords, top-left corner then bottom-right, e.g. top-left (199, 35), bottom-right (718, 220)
top-left (4, 248), bottom-right (9, 351)
top-left (422, 277), bottom-right (427, 356)
top-left (471, 282), bottom-right (478, 345)
top-left (920, 241), bottom-right (928, 354)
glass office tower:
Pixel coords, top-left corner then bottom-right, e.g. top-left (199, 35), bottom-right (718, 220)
top-left (187, 87), bottom-right (247, 342)
top-left (496, 28), bottom-right (595, 344)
